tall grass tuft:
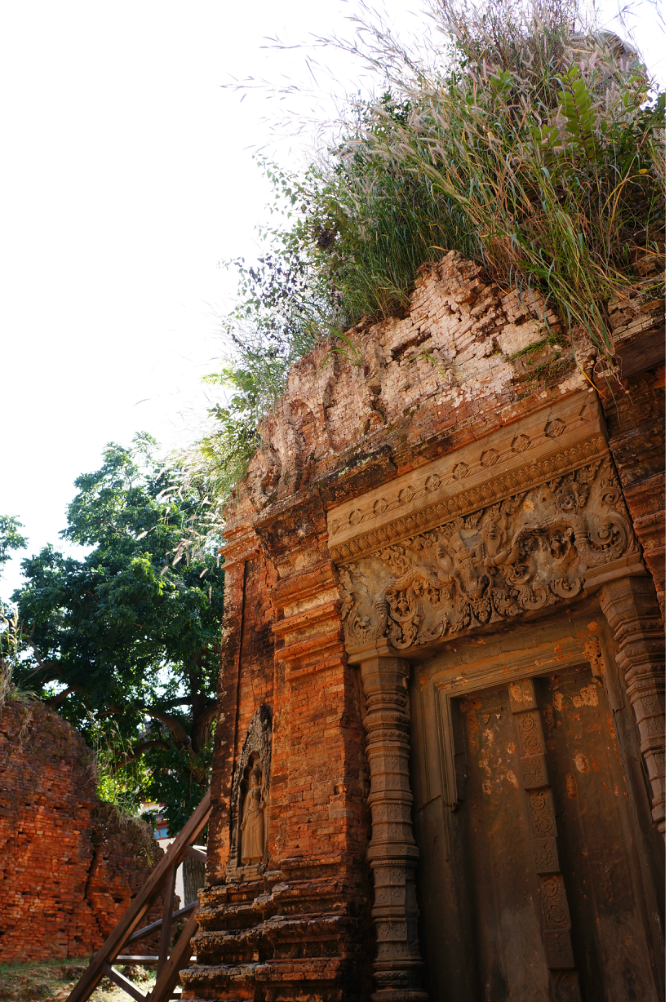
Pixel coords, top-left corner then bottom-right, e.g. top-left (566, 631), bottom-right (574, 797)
top-left (290, 0), bottom-right (664, 353)
top-left (194, 0), bottom-right (663, 507)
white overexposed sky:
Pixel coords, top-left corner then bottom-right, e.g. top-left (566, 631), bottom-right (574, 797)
top-left (1, 0), bottom-right (664, 599)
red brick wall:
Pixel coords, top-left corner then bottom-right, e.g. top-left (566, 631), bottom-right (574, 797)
top-left (0, 699), bottom-right (162, 962)
top-left (184, 252), bottom-right (664, 1001)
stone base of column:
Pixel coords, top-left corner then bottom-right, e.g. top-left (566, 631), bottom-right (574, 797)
top-left (372, 991), bottom-right (430, 1002)
top-left (373, 959), bottom-right (429, 1001)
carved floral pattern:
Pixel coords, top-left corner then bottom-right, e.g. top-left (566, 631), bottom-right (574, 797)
top-left (339, 460), bottom-right (636, 651)
top-left (529, 790), bottom-right (558, 837)
top-left (533, 837), bottom-right (560, 873)
top-left (329, 434), bottom-right (608, 554)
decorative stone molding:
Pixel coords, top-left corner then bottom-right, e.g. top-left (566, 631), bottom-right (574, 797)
top-left (339, 457), bottom-right (638, 653)
top-left (599, 576), bottom-right (665, 834)
top-left (352, 652), bottom-right (428, 1001)
top-left (508, 679), bottom-right (582, 1000)
top-left (328, 395), bottom-right (605, 564)
top-left (227, 705), bottom-right (272, 874)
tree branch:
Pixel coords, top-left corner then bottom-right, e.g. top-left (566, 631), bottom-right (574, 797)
top-left (30, 644), bottom-right (90, 698)
top-left (142, 708), bottom-right (191, 747)
top-left (45, 687), bottom-right (76, 707)
top-left (191, 699), bottom-right (218, 755)
top-left (112, 738), bottom-right (171, 771)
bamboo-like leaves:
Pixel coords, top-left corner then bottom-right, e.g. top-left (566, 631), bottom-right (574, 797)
top-left (557, 65), bottom-right (598, 159)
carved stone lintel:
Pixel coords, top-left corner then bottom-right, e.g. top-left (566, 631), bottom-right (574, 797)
top-left (340, 459), bottom-right (638, 653)
top-left (358, 655), bottom-right (428, 1001)
top-left (599, 576), bottom-right (665, 835)
top-left (328, 395), bottom-right (605, 561)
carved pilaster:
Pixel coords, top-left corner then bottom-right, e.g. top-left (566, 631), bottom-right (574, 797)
top-left (357, 654), bottom-right (428, 1002)
top-left (599, 575), bottom-right (665, 834)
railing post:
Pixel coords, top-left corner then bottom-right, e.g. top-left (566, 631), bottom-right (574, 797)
top-left (66, 790), bottom-right (211, 1002)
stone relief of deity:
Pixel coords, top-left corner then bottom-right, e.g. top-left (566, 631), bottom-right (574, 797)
top-left (240, 759), bottom-right (266, 865)
top-left (228, 704), bottom-right (272, 873)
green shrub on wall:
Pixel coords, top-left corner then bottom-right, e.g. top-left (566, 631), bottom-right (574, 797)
top-left (197, 0), bottom-right (663, 501)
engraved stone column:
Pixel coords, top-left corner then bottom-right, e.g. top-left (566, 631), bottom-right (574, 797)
top-left (358, 654), bottom-right (428, 1002)
top-left (599, 575), bottom-right (665, 834)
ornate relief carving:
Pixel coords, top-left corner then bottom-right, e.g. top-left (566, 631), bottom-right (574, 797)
top-left (533, 837), bottom-right (560, 874)
top-left (327, 391), bottom-right (606, 557)
top-left (515, 712), bottom-right (543, 756)
top-left (520, 753), bottom-right (549, 788)
top-left (330, 433), bottom-right (608, 561)
top-left (358, 655), bottom-right (428, 1000)
top-left (340, 459), bottom-right (636, 652)
top-left (229, 705), bottom-right (272, 871)
top-left (240, 761), bottom-right (266, 865)
top-left (528, 789), bottom-right (558, 838)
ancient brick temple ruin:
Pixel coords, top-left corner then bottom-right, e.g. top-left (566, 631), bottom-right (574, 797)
top-left (0, 699), bottom-right (162, 963)
top-left (181, 252), bottom-right (665, 1001)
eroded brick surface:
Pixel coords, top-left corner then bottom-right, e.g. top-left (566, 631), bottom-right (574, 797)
top-left (183, 252), bottom-right (664, 1001)
top-left (0, 700), bottom-right (162, 962)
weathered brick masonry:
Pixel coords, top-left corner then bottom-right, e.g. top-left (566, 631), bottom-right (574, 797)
top-left (0, 699), bottom-right (162, 962)
top-left (182, 251), bottom-right (665, 1001)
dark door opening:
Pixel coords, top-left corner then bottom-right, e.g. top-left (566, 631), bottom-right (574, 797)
top-left (414, 663), bottom-right (663, 1001)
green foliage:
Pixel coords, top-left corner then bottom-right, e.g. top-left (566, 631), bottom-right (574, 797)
top-left (1, 604), bottom-right (21, 710)
top-left (295, 0), bottom-right (663, 352)
top-left (558, 65), bottom-right (599, 159)
top-left (198, 360), bottom-right (295, 504)
top-left (1, 517), bottom-right (28, 707)
top-left (198, 0), bottom-right (663, 503)
top-left (0, 515), bottom-right (27, 575)
top-left (11, 434), bottom-right (224, 831)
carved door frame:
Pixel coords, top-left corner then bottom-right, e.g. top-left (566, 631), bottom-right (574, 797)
top-left (429, 628), bottom-right (615, 811)
top-left (408, 607), bottom-right (664, 1002)
top-left (330, 391), bottom-right (664, 998)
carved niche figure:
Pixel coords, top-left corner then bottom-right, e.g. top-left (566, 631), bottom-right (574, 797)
top-left (229, 704), bottom-right (272, 873)
top-left (240, 760), bottom-right (266, 864)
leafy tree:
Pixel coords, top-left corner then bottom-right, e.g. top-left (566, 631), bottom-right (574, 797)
top-left (0, 516), bottom-right (28, 706)
top-left (11, 434), bottom-right (224, 831)
top-left (0, 515), bottom-right (27, 576)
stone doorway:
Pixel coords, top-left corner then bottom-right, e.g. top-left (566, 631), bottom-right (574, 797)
top-left (410, 622), bottom-right (665, 1002)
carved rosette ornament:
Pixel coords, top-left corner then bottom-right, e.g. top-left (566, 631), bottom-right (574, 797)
top-left (340, 460), bottom-right (635, 651)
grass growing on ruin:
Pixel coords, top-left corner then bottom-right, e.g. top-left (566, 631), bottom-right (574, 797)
top-left (291, 0), bottom-right (664, 347)
top-left (0, 959), bottom-right (158, 1002)
top-left (189, 0), bottom-right (664, 509)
